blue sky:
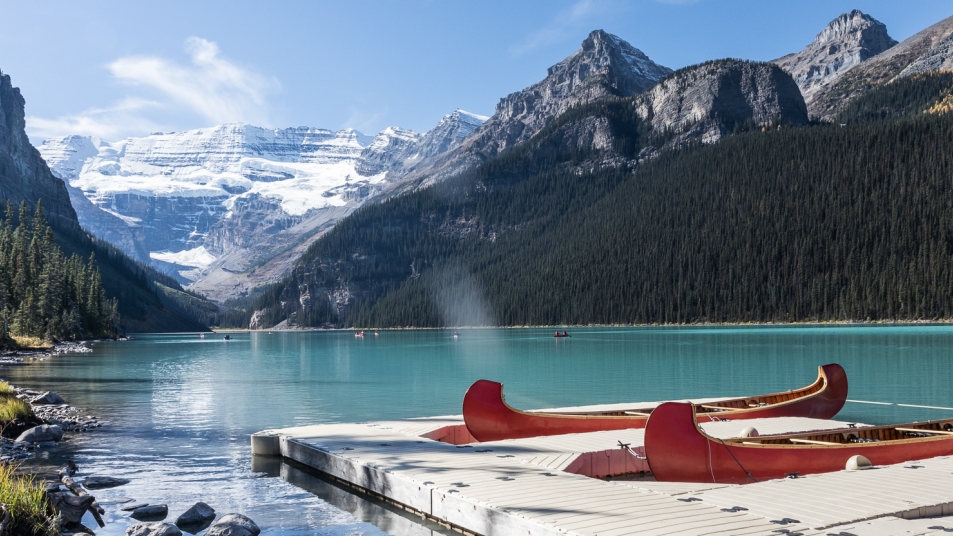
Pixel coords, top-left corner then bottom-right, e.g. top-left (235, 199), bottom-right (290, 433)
top-left (2, 1), bottom-right (950, 142)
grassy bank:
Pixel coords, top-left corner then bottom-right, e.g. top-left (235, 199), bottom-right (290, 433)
top-left (9, 337), bottom-right (53, 350)
top-left (0, 382), bottom-right (33, 425)
top-left (0, 464), bottom-right (57, 535)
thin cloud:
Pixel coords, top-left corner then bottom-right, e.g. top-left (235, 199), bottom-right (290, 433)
top-left (27, 98), bottom-right (164, 141)
top-left (342, 107), bottom-right (389, 135)
top-left (26, 37), bottom-right (279, 142)
top-left (511, 0), bottom-right (601, 55)
top-left (109, 37), bottom-right (279, 126)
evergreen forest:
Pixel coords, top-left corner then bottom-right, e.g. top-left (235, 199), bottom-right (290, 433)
top-left (0, 201), bottom-right (120, 341)
top-left (242, 72), bottom-right (953, 327)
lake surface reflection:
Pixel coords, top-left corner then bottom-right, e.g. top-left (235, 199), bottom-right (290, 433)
top-left (6, 325), bottom-right (953, 534)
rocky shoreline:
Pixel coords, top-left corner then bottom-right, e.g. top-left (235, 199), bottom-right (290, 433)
top-left (0, 340), bottom-right (93, 365)
top-left (3, 365), bottom-right (262, 535)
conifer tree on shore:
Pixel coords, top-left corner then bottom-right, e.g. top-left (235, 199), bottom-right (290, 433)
top-left (0, 201), bottom-right (120, 340)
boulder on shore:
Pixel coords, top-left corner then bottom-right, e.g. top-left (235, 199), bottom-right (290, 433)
top-left (175, 501), bottom-right (216, 528)
top-left (204, 513), bottom-right (260, 536)
top-left (130, 504), bottom-right (169, 520)
top-left (31, 391), bottom-right (65, 405)
top-left (125, 522), bottom-right (182, 536)
top-left (15, 424), bottom-right (63, 443)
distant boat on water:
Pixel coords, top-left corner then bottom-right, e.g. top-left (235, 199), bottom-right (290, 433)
top-left (223, 335), bottom-right (231, 340)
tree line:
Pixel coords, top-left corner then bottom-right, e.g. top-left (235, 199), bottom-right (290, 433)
top-left (242, 71), bottom-right (953, 328)
top-left (0, 201), bottom-right (120, 340)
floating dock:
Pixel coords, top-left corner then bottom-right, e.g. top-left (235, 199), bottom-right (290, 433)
top-left (253, 400), bottom-right (953, 535)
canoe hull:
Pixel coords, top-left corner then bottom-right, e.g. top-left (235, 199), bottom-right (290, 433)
top-left (463, 364), bottom-right (848, 442)
top-left (644, 402), bottom-right (953, 484)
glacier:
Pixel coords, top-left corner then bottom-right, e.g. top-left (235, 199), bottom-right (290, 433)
top-left (38, 111), bottom-right (486, 300)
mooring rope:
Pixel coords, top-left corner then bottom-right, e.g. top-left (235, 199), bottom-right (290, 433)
top-left (716, 438), bottom-right (758, 483)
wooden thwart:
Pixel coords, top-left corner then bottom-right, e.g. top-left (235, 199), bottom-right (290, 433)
top-left (788, 438), bottom-right (840, 445)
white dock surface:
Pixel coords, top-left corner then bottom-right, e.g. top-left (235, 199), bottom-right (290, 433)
top-left (258, 402), bottom-right (953, 536)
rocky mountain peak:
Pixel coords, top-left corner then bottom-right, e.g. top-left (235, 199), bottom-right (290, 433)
top-left (397, 31), bottom-right (671, 188)
top-left (772, 10), bottom-right (897, 106)
top-left (812, 10), bottom-right (891, 48)
top-left (356, 109), bottom-right (487, 177)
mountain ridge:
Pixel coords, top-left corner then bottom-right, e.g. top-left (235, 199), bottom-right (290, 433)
top-left (39, 111), bottom-right (486, 301)
top-left (390, 30), bottom-right (672, 190)
top-left (807, 13), bottom-right (953, 120)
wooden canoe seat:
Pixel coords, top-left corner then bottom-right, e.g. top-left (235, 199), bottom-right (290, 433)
top-left (788, 438), bottom-right (840, 445)
top-left (895, 427), bottom-right (953, 436)
top-left (699, 405), bottom-right (730, 411)
top-left (623, 411), bottom-right (651, 416)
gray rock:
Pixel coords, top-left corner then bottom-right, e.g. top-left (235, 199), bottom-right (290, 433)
top-left (175, 501), bottom-right (216, 527)
top-left (899, 32), bottom-right (953, 77)
top-left (15, 424), bottom-right (63, 443)
top-left (125, 522), bottom-right (182, 536)
top-left (772, 10), bottom-right (897, 105)
top-left (121, 502), bottom-right (148, 511)
top-left (633, 59), bottom-right (809, 146)
top-left (82, 475), bottom-right (130, 489)
top-left (31, 391), bottom-right (65, 405)
top-left (204, 513), bottom-right (261, 536)
top-left (130, 504), bottom-right (169, 520)
top-left (395, 30), bottom-right (672, 188)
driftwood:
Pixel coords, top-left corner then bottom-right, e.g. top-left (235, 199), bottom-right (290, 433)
top-left (58, 467), bottom-right (105, 528)
top-left (48, 492), bottom-right (94, 525)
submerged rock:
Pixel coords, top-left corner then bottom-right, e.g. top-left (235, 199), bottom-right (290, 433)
top-left (31, 391), bottom-right (66, 405)
top-left (175, 501), bottom-right (216, 529)
top-left (130, 504), bottom-right (169, 520)
top-left (204, 513), bottom-right (260, 536)
top-left (83, 475), bottom-right (130, 489)
top-left (14, 424), bottom-right (63, 443)
top-left (125, 522), bottom-right (182, 536)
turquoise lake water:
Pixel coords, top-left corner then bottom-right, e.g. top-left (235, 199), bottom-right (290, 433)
top-left (5, 325), bottom-right (953, 534)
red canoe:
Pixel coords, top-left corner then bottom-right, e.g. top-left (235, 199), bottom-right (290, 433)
top-left (644, 401), bottom-right (953, 484)
top-left (463, 364), bottom-right (847, 442)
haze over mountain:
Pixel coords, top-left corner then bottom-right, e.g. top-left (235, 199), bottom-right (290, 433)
top-left (29, 10), bottom-right (953, 325)
top-left (0, 70), bottom-right (209, 332)
top-left (38, 111), bottom-right (486, 301)
top-left (38, 29), bottom-right (671, 302)
top-left (247, 55), bottom-right (813, 329)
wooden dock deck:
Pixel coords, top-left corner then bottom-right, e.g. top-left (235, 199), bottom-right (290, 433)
top-left (254, 402), bottom-right (953, 535)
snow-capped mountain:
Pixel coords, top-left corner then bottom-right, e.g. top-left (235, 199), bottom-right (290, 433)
top-left (358, 110), bottom-right (488, 176)
top-left (38, 111), bottom-right (486, 300)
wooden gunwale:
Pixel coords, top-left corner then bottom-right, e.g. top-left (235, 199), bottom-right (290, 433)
top-left (723, 420), bottom-right (953, 448)
top-left (510, 365), bottom-right (832, 420)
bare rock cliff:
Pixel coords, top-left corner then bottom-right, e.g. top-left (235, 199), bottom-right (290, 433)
top-left (635, 59), bottom-right (809, 146)
top-left (0, 71), bottom-right (77, 230)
